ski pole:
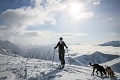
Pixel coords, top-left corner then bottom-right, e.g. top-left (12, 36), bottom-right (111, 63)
top-left (65, 48), bottom-right (70, 64)
top-left (52, 49), bottom-right (55, 66)
top-left (67, 49), bottom-right (71, 65)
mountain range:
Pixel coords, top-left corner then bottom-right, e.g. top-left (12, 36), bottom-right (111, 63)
top-left (74, 51), bottom-right (119, 65)
top-left (99, 41), bottom-right (120, 47)
top-left (0, 40), bottom-right (22, 54)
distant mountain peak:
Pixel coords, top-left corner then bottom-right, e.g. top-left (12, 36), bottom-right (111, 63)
top-left (0, 40), bottom-right (9, 42)
top-left (93, 51), bottom-right (102, 54)
top-left (0, 40), bottom-right (22, 54)
top-left (99, 41), bottom-right (120, 47)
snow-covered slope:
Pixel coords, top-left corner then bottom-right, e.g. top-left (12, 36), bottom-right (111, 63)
top-left (0, 40), bottom-right (22, 54)
top-left (0, 49), bottom-right (17, 57)
top-left (0, 52), bottom-right (120, 80)
top-left (74, 51), bottom-right (119, 65)
top-left (23, 47), bottom-right (53, 60)
top-left (99, 41), bottom-right (120, 47)
top-left (22, 47), bottom-right (84, 66)
top-left (102, 57), bottom-right (120, 73)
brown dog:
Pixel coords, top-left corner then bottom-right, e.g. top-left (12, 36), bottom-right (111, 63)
top-left (89, 62), bottom-right (106, 76)
top-left (106, 67), bottom-right (115, 77)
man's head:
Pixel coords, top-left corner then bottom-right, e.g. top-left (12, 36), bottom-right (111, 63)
top-left (59, 37), bottom-right (63, 41)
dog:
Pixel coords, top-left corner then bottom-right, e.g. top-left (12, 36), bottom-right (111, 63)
top-left (106, 66), bottom-right (115, 77)
top-left (89, 62), bottom-right (106, 76)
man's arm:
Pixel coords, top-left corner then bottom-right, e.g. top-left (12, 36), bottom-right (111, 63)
top-left (64, 42), bottom-right (68, 48)
top-left (54, 42), bottom-right (59, 49)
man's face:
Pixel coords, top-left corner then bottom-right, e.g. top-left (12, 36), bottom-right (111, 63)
top-left (60, 39), bottom-right (62, 41)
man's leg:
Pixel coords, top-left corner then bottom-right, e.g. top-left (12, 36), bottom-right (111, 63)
top-left (61, 53), bottom-right (65, 65)
top-left (59, 53), bottom-right (62, 65)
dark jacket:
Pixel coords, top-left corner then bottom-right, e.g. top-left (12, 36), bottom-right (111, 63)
top-left (54, 41), bottom-right (68, 51)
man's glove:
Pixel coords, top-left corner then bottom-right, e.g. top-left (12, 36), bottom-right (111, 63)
top-left (54, 47), bottom-right (57, 49)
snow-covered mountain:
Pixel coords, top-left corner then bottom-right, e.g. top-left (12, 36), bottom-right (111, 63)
top-left (99, 41), bottom-right (120, 47)
top-left (0, 40), bottom-right (22, 54)
top-left (0, 51), bottom-right (120, 80)
top-left (74, 51), bottom-right (119, 65)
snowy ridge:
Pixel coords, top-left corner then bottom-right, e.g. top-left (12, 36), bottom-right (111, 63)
top-left (0, 53), bottom-right (120, 80)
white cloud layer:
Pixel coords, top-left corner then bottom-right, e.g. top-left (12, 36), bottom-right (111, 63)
top-left (55, 33), bottom-right (87, 37)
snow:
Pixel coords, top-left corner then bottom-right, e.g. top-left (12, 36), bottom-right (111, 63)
top-left (0, 52), bottom-right (120, 80)
top-left (0, 41), bottom-right (120, 80)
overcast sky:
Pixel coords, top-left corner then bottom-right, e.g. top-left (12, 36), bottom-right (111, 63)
top-left (0, 0), bottom-right (120, 45)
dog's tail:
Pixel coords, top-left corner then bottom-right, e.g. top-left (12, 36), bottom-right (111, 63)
top-left (89, 62), bottom-right (92, 66)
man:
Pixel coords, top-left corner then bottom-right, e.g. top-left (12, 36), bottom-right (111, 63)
top-left (54, 37), bottom-right (68, 69)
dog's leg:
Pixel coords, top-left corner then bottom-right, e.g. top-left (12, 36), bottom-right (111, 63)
top-left (101, 72), bottom-right (103, 77)
top-left (100, 71), bottom-right (103, 77)
top-left (110, 71), bottom-right (113, 77)
top-left (112, 72), bottom-right (115, 77)
top-left (106, 73), bottom-right (108, 77)
top-left (96, 70), bottom-right (99, 75)
top-left (110, 73), bottom-right (112, 77)
top-left (108, 72), bottom-right (110, 77)
top-left (93, 68), bottom-right (95, 76)
top-left (106, 72), bottom-right (108, 77)
top-left (103, 70), bottom-right (106, 76)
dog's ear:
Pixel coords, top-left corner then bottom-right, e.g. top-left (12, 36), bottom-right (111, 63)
top-left (89, 62), bottom-right (91, 65)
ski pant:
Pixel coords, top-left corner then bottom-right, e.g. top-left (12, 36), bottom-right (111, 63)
top-left (59, 50), bottom-right (65, 65)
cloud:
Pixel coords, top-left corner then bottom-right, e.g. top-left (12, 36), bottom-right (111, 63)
top-left (55, 33), bottom-right (87, 37)
top-left (78, 12), bottom-right (93, 19)
top-left (0, 0), bottom-right (94, 31)
top-left (109, 32), bottom-right (119, 36)
top-left (0, 7), bottom-right (56, 30)
top-left (0, 29), bottom-right (55, 45)
top-left (100, 17), bottom-right (114, 23)
top-left (0, 0), bottom-right (66, 31)
top-left (0, 0), bottom-right (93, 45)
top-left (93, 1), bottom-right (100, 5)
top-left (85, 0), bottom-right (101, 5)
top-left (0, 0), bottom-right (66, 44)
top-left (107, 18), bottom-right (114, 21)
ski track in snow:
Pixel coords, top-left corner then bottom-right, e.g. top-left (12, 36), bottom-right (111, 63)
top-left (0, 53), bottom-right (120, 80)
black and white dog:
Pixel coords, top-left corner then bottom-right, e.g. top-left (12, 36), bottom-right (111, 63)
top-left (89, 62), bottom-right (106, 76)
